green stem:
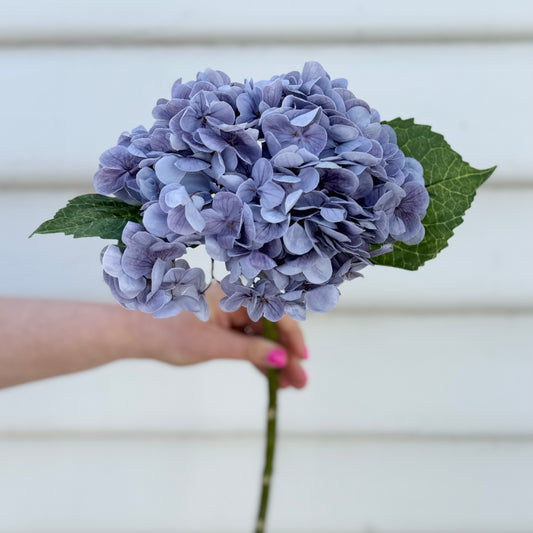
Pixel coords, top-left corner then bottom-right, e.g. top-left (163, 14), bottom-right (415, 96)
top-left (255, 319), bottom-right (279, 533)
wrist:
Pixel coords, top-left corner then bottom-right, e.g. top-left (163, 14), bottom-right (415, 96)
top-left (112, 306), bottom-right (155, 361)
top-left (117, 306), bottom-right (179, 363)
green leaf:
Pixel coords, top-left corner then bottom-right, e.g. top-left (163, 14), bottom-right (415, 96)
top-left (31, 194), bottom-right (142, 240)
top-left (372, 118), bottom-right (495, 271)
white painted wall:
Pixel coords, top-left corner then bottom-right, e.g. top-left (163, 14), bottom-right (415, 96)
top-left (0, 1), bottom-right (532, 532)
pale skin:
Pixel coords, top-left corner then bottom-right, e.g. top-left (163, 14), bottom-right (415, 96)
top-left (0, 283), bottom-right (308, 390)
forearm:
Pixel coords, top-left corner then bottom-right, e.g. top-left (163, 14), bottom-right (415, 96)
top-left (0, 298), bottom-right (141, 388)
top-left (0, 290), bottom-right (308, 390)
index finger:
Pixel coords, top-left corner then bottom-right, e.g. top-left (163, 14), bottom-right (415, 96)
top-left (275, 314), bottom-right (307, 360)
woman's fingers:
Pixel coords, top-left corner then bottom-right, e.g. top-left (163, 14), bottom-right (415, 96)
top-left (200, 284), bottom-right (308, 389)
top-left (224, 313), bottom-right (309, 388)
top-left (254, 356), bottom-right (308, 390)
top-left (276, 314), bottom-right (308, 360)
top-left (281, 354), bottom-right (308, 389)
top-left (188, 319), bottom-right (290, 369)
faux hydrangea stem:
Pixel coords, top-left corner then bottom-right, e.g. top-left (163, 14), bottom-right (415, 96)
top-left (255, 319), bottom-right (279, 533)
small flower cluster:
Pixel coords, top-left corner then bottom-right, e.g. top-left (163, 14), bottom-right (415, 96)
top-left (95, 61), bottom-right (429, 321)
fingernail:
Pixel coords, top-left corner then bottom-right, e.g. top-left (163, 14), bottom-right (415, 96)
top-left (267, 349), bottom-right (287, 368)
top-left (301, 367), bottom-right (308, 383)
top-left (302, 347), bottom-right (309, 360)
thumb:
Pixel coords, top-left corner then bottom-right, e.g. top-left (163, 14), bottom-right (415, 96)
top-left (195, 323), bottom-right (308, 389)
top-left (200, 326), bottom-right (288, 369)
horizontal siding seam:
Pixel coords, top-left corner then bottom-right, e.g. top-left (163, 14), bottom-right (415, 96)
top-left (1, 178), bottom-right (531, 193)
top-left (0, 33), bottom-right (532, 48)
top-left (332, 305), bottom-right (533, 316)
top-left (1, 430), bottom-right (533, 443)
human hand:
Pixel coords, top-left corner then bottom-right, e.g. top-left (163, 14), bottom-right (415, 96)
top-left (131, 282), bottom-right (308, 389)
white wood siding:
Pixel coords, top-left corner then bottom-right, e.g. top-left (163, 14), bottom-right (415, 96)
top-left (1, 44), bottom-right (531, 185)
top-left (1, 0), bottom-right (532, 42)
top-left (0, 1), bottom-right (532, 532)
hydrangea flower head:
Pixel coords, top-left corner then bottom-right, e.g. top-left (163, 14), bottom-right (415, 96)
top-left (95, 62), bottom-right (428, 321)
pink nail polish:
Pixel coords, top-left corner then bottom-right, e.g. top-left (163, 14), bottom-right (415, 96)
top-left (302, 347), bottom-right (309, 360)
top-left (267, 349), bottom-right (287, 368)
